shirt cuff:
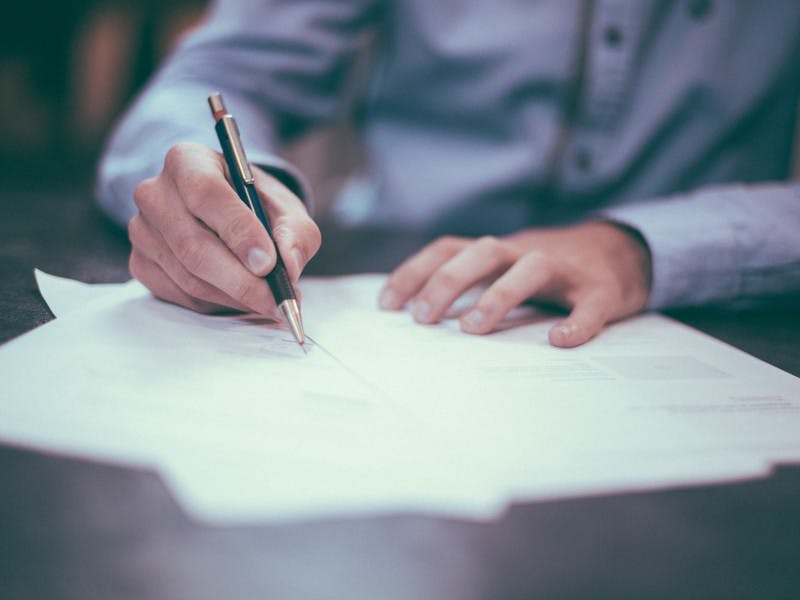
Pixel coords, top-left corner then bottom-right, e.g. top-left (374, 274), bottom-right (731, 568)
top-left (600, 188), bottom-right (744, 310)
top-left (95, 84), bottom-right (314, 226)
top-left (248, 152), bottom-right (314, 216)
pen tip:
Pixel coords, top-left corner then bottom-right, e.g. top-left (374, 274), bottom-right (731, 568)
top-left (279, 299), bottom-right (306, 351)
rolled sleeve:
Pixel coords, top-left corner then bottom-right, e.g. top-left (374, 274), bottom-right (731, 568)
top-left (95, 0), bottom-right (377, 226)
top-left (96, 82), bottom-right (313, 227)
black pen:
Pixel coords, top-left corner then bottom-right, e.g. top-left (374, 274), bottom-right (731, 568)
top-left (208, 92), bottom-right (305, 349)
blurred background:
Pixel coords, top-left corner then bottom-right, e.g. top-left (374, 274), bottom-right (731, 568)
top-left (1, 1), bottom-right (798, 205)
top-left (0, 0), bottom-right (361, 214)
top-left (0, 0), bottom-right (209, 188)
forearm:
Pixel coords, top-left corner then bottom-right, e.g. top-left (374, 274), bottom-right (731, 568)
top-left (96, 81), bottom-right (308, 226)
top-left (96, 0), bottom-right (378, 226)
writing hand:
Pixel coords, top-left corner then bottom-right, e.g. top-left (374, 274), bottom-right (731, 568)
top-left (128, 142), bottom-right (321, 315)
top-left (379, 222), bottom-right (651, 347)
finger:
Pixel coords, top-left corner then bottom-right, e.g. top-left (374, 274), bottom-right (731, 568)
top-left (130, 250), bottom-right (229, 314)
top-left (548, 291), bottom-right (611, 348)
top-left (129, 214), bottom-right (251, 313)
top-left (460, 251), bottom-right (555, 334)
top-left (164, 143), bottom-right (279, 278)
top-left (410, 236), bottom-right (514, 324)
top-left (252, 167), bottom-right (321, 283)
top-left (141, 171), bottom-right (277, 315)
top-left (379, 236), bottom-right (468, 310)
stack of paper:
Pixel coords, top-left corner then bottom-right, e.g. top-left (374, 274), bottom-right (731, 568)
top-left (0, 270), bottom-right (797, 523)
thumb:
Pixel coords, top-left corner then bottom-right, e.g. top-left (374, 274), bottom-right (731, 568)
top-left (548, 293), bottom-right (611, 348)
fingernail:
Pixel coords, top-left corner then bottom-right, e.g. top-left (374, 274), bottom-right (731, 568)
top-left (246, 247), bottom-right (270, 274)
top-left (379, 287), bottom-right (399, 310)
top-left (553, 324), bottom-right (575, 340)
top-left (461, 309), bottom-right (486, 332)
top-left (412, 300), bottom-right (431, 322)
top-left (290, 248), bottom-right (305, 281)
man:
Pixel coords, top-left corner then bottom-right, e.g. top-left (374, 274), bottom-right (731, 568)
top-left (97, 0), bottom-right (800, 347)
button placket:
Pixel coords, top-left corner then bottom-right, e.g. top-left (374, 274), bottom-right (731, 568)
top-left (687, 0), bottom-right (713, 21)
top-left (567, 0), bottom-right (646, 185)
top-left (583, 0), bottom-right (643, 129)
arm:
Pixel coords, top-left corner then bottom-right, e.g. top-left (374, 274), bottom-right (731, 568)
top-left (98, 0), bottom-right (379, 225)
top-left (381, 182), bottom-right (800, 347)
top-left (96, 0), bottom-right (378, 316)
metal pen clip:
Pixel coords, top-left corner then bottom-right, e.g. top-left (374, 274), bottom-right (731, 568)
top-left (208, 93), bottom-right (255, 184)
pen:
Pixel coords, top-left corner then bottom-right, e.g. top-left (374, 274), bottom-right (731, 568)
top-left (208, 92), bottom-right (305, 350)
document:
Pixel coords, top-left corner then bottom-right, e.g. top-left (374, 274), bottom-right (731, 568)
top-left (0, 271), bottom-right (798, 523)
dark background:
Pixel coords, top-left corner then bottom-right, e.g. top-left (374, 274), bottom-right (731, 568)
top-left (0, 0), bottom-right (207, 187)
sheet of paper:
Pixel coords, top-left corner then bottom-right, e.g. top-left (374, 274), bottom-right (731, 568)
top-left (303, 275), bottom-right (800, 502)
top-left (34, 269), bottom-right (125, 317)
top-left (4, 274), bottom-right (504, 521)
top-left (1, 271), bottom-right (798, 523)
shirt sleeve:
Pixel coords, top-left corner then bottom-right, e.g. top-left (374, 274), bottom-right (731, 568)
top-left (601, 183), bottom-right (800, 309)
top-left (95, 0), bottom-right (379, 226)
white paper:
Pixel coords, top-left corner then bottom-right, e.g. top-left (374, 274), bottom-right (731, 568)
top-left (0, 271), bottom-right (798, 524)
top-left (35, 269), bottom-right (126, 317)
top-left (5, 274), bottom-right (504, 521)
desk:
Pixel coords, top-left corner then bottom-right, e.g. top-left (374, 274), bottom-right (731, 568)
top-left (1, 187), bottom-right (799, 599)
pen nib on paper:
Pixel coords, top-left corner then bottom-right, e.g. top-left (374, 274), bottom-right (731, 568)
top-left (279, 299), bottom-right (306, 351)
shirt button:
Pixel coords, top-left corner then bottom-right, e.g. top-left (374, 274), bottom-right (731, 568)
top-left (575, 148), bottom-right (592, 172)
top-left (688, 0), bottom-right (713, 21)
top-left (603, 25), bottom-right (623, 48)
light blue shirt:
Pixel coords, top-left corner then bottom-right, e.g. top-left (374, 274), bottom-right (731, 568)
top-left (97, 0), bottom-right (800, 309)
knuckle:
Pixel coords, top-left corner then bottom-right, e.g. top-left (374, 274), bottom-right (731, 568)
top-left (219, 211), bottom-right (259, 246)
top-left (271, 222), bottom-right (292, 247)
top-left (163, 142), bottom-right (194, 172)
top-left (274, 216), bottom-right (319, 248)
top-left (127, 215), bottom-right (143, 245)
top-left (430, 267), bottom-right (461, 292)
top-left (389, 237), bottom-right (458, 291)
top-left (524, 250), bottom-right (552, 271)
top-left (187, 176), bottom-right (225, 212)
top-left (133, 178), bottom-right (158, 212)
top-left (174, 233), bottom-right (206, 272)
top-left (389, 264), bottom-right (425, 291)
top-left (302, 220), bottom-right (322, 253)
top-left (475, 234), bottom-right (498, 247)
top-left (433, 235), bottom-right (460, 253)
top-left (153, 243), bottom-right (171, 270)
top-left (489, 283), bottom-right (517, 307)
top-left (475, 236), bottom-right (507, 260)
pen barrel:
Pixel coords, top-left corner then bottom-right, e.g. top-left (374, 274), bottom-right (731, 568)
top-left (215, 116), bottom-right (297, 305)
top-left (265, 257), bottom-right (296, 303)
top-left (241, 181), bottom-right (297, 303)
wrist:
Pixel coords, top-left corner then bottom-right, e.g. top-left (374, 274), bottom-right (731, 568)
top-left (591, 220), bottom-right (652, 311)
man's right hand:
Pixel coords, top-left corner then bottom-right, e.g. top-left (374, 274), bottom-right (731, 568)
top-left (128, 142), bottom-right (321, 316)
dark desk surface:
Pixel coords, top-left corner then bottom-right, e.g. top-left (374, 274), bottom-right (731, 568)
top-left (1, 186), bottom-right (799, 599)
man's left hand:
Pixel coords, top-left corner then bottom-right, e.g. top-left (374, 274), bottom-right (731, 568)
top-left (379, 221), bottom-right (652, 347)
